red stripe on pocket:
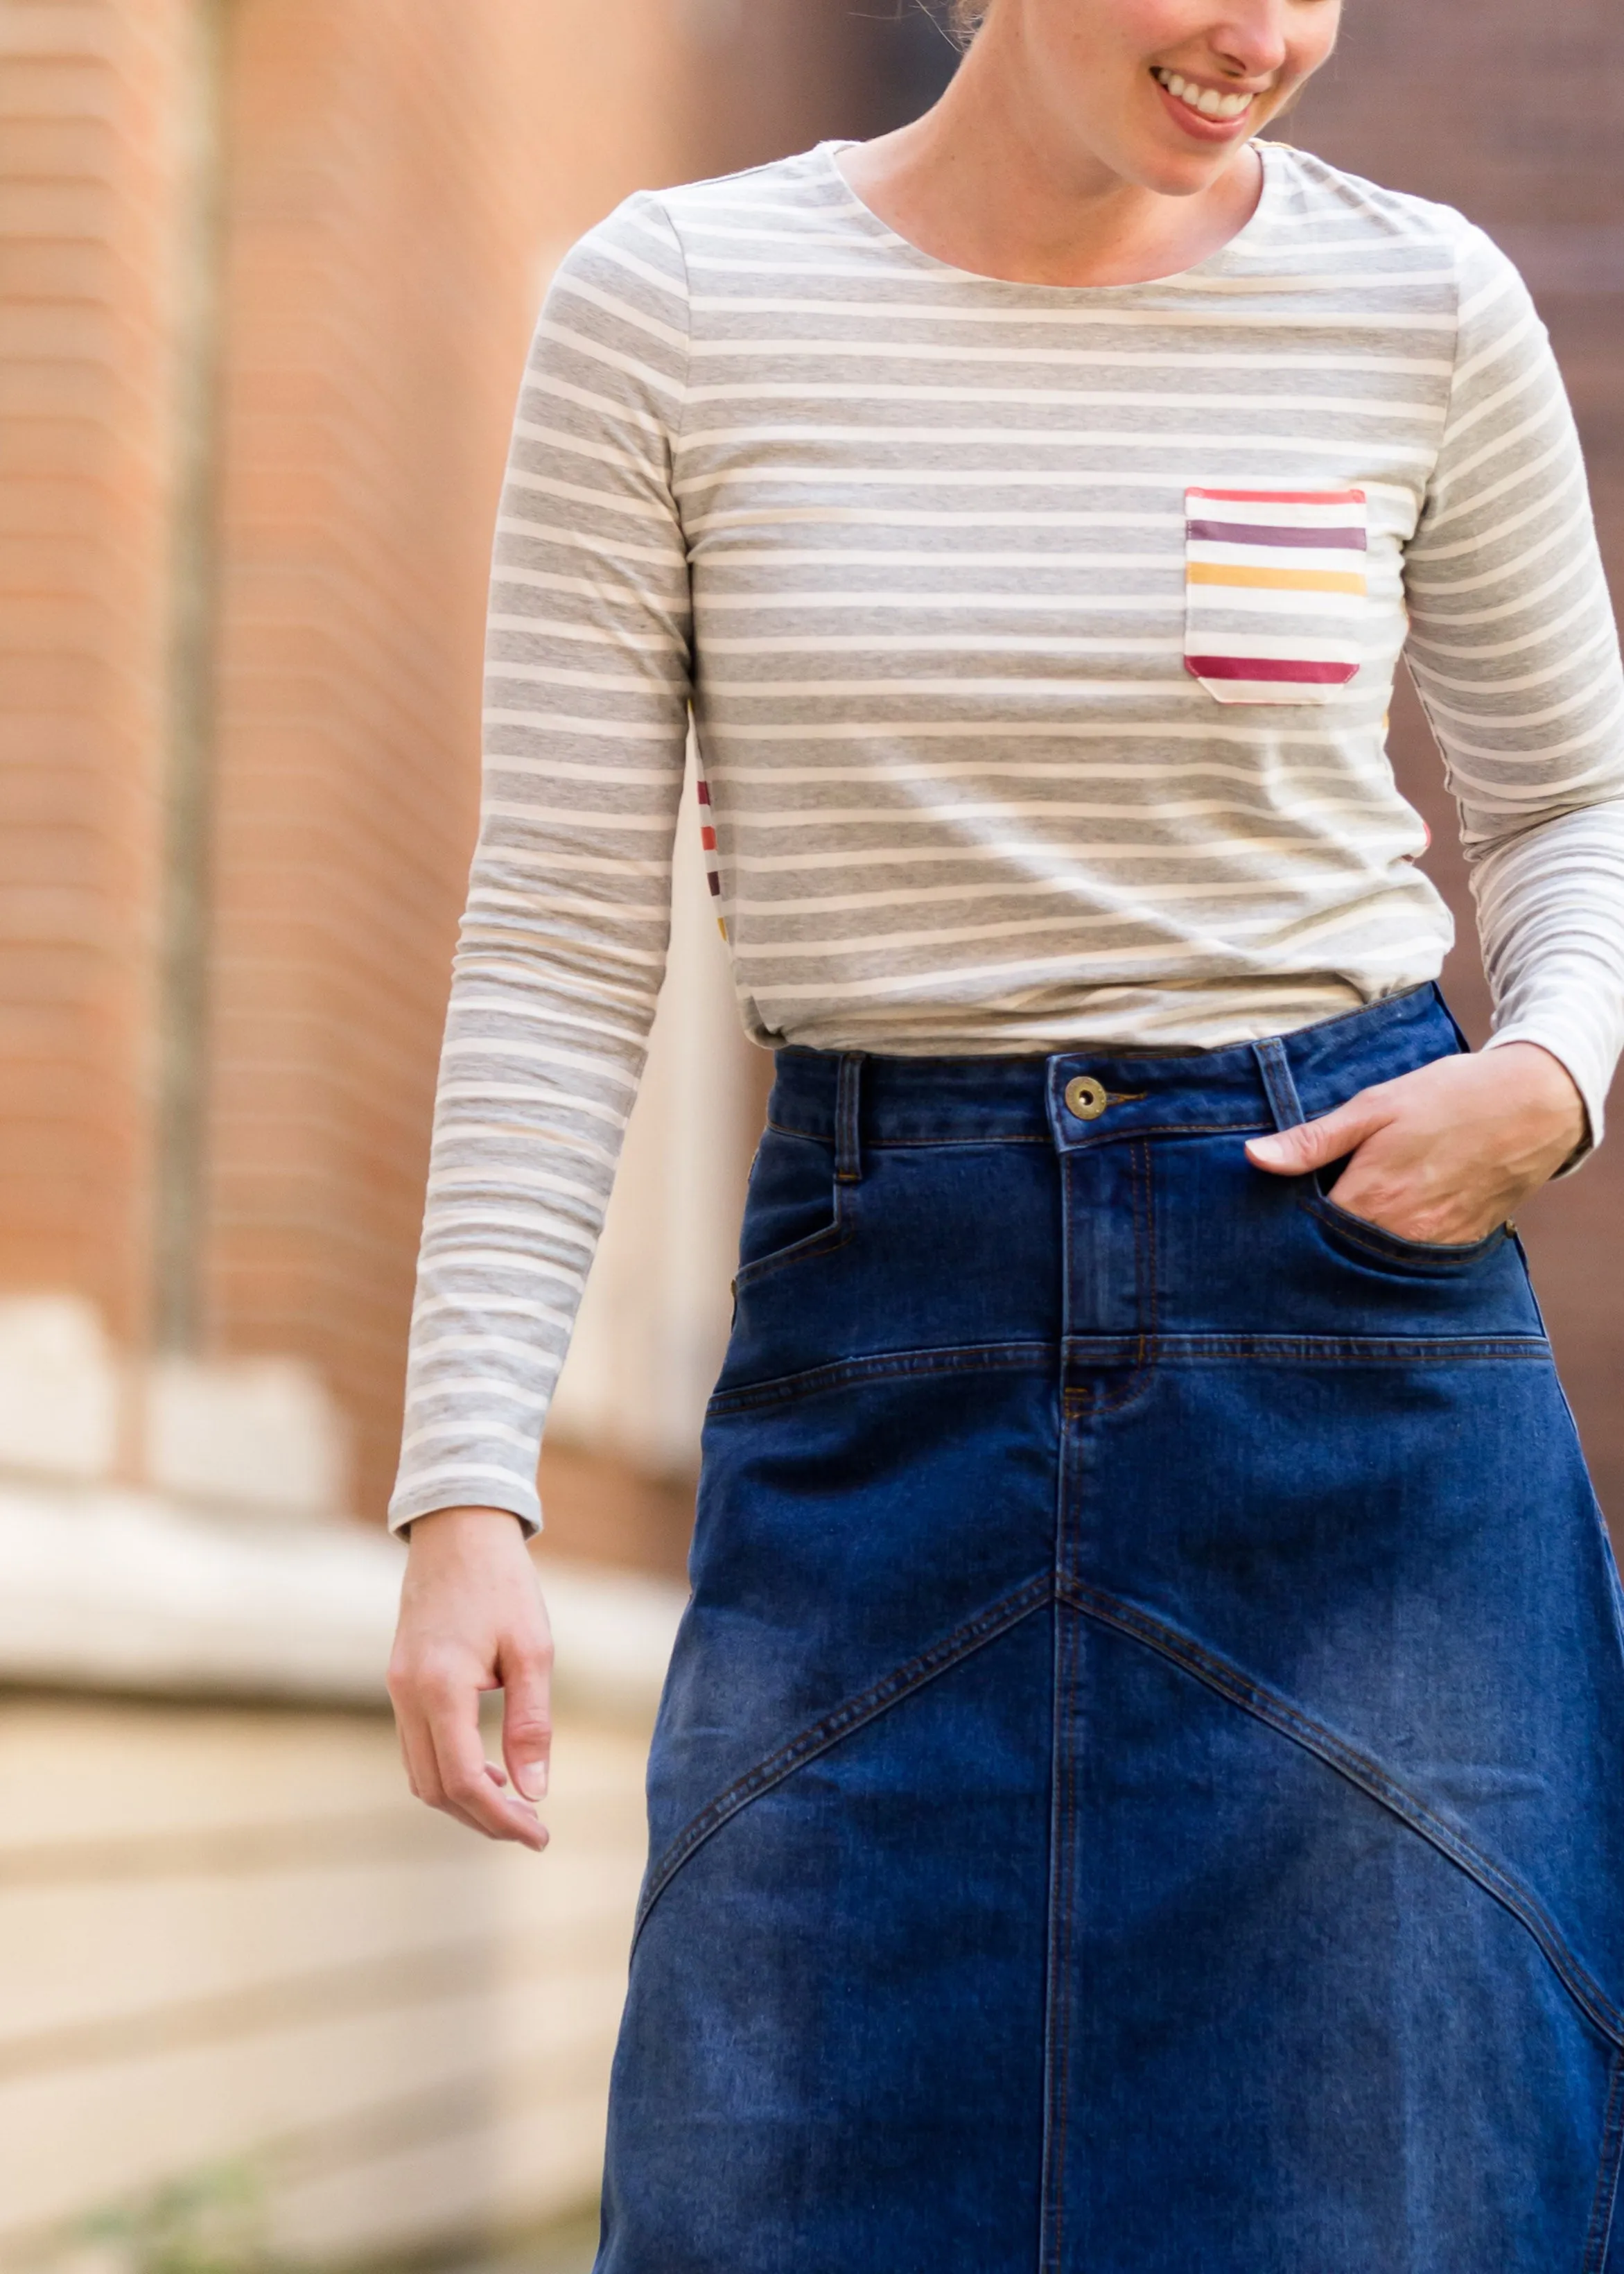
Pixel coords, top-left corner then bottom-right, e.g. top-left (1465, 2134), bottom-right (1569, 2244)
top-left (1186, 656), bottom-right (1361, 684)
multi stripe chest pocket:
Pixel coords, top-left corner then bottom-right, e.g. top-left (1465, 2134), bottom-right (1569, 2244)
top-left (1184, 486), bottom-right (1368, 705)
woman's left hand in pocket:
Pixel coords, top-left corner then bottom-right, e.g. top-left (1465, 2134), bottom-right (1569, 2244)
top-left (1244, 1041), bottom-right (1589, 1244)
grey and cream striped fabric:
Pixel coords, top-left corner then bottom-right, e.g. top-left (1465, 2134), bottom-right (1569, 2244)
top-left (389, 138), bottom-right (1624, 1534)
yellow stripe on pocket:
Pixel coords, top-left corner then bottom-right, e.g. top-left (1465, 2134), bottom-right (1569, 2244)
top-left (1187, 563), bottom-right (1368, 596)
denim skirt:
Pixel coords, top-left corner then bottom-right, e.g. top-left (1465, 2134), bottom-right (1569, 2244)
top-left (595, 982), bottom-right (1624, 2274)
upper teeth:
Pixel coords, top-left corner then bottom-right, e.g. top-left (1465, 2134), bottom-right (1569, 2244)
top-left (1155, 69), bottom-right (1253, 121)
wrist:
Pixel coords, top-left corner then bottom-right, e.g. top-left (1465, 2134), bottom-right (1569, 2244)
top-left (404, 1504), bottom-right (530, 1553)
top-left (1490, 1040), bottom-right (1588, 1144)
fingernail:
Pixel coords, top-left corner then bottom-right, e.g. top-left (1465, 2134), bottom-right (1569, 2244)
top-left (516, 1760), bottom-right (548, 1800)
top-left (1248, 1135), bottom-right (1283, 1158)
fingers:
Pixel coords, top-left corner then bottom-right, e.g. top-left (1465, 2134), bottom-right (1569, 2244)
top-left (389, 1676), bottom-right (489, 1839)
top-left (501, 1623), bottom-right (555, 1805)
top-left (1243, 1051), bottom-right (1572, 1241)
top-left (387, 1642), bottom-right (548, 1850)
top-left (420, 1663), bottom-right (548, 1850)
top-left (1246, 1087), bottom-right (1392, 1177)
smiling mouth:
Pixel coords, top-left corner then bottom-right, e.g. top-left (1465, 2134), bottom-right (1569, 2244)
top-left (1151, 66), bottom-right (1259, 124)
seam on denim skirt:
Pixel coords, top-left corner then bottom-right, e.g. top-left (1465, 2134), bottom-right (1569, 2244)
top-left (706, 1338), bottom-right (1055, 1417)
top-left (708, 1333), bottom-right (1553, 1418)
top-left (1061, 1577), bottom-right (1624, 2052)
top-left (1060, 1116), bottom-right (1276, 1147)
top-left (1300, 1187), bottom-right (1511, 1271)
top-left (1584, 2047), bottom-right (1624, 2273)
top-left (1044, 1606), bottom-right (1083, 2271)
top-left (1042, 1429), bottom-right (1087, 2274)
top-left (1140, 1136), bottom-right (1159, 1345)
top-left (1067, 1138), bottom-right (1159, 1421)
top-left (731, 1206), bottom-right (854, 1294)
top-left (767, 1118), bottom-right (1051, 1148)
top-left (765, 1117), bottom-right (1279, 1147)
top-left (1057, 1333), bottom-right (1551, 1365)
top-left (1064, 1360), bottom-right (1155, 1419)
top-left (631, 1573), bottom-right (1054, 1945)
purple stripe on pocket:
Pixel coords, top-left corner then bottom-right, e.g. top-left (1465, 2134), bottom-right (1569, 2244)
top-left (1186, 520), bottom-right (1368, 550)
top-left (1186, 656), bottom-right (1361, 684)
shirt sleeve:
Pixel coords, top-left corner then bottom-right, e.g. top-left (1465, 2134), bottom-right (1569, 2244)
top-left (1403, 219), bottom-right (1624, 1170)
top-left (388, 194), bottom-right (693, 1535)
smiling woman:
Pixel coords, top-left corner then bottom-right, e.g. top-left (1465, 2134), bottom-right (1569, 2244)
top-left (386, 0), bottom-right (1624, 2266)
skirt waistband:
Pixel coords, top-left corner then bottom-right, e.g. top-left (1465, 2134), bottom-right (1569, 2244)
top-left (767, 982), bottom-right (1463, 1154)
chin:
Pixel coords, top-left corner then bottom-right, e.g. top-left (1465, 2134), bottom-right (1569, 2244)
top-left (1127, 148), bottom-right (1240, 199)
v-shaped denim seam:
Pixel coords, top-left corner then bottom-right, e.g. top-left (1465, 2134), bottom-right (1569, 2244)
top-left (1060, 1574), bottom-right (1624, 2052)
top-left (631, 1571), bottom-right (1054, 1945)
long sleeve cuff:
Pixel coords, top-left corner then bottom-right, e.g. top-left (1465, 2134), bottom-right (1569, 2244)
top-left (387, 1474), bottom-right (543, 1538)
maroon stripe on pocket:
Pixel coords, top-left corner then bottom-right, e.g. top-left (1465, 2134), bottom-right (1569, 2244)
top-left (1186, 656), bottom-right (1361, 684)
top-left (1186, 520), bottom-right (1368, 550)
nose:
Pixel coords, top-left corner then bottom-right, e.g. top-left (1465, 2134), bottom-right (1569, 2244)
top-left (1205, 1), bottom-right (1292, 78)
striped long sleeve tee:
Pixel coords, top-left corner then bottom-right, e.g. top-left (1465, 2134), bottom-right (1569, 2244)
top-left (388, 137), bottom-right (1624, 1534)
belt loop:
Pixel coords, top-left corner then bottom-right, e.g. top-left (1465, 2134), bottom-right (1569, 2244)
top-left (835, 1053), bottom-right (864, 1184)
top-left (1252, 1036), bottom-right (1306, 1134)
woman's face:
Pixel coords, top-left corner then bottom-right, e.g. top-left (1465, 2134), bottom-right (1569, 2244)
top-left (990, 0), bottom-right (1343, 193)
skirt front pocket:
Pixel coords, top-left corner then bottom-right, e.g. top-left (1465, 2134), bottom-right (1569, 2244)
top-left (1185, 484), bottom-right (1368, 704)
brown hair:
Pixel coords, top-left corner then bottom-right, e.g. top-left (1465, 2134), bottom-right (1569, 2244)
top-left (948, 0), bottom-right (990, 42)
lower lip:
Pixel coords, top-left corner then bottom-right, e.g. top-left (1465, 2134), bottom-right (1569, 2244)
top-left (1153, 76), bottom-right (1257, 143)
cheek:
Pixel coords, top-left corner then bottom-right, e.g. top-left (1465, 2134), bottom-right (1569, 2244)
top-left (1027, 0), bottom-right (1166, 128)
top-left (1031, 0), bottom-right (1167, 78)
top-left (1287, 3), bottom-right (1342, 83)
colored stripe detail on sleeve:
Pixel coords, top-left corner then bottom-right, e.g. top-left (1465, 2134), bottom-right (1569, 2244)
top-left (697, 772), bottom-right (726, 938)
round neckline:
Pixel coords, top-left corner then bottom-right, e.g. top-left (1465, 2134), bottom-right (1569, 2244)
top-left (817, 135), bottom-right (1282, 297)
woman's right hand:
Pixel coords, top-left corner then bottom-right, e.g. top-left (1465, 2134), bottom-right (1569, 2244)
top-left (387, 1505), bottom-right (553, 1850)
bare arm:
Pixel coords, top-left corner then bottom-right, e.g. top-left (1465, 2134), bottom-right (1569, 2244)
top-left (388, 1507), bottom-right (553, 1851)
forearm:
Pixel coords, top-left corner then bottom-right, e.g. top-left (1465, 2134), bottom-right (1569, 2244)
top-left (1472, 801), bottom-right (1624, 1166)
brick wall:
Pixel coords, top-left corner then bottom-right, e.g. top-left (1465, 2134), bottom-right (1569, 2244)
top-left (198, 0), bottom-right (602, 1525)
top-left (0, 0), bottom-right (195, 1348)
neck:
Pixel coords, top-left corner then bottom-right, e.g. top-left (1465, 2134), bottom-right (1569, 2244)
top-left (837, 26), bottom-right (1265, 289)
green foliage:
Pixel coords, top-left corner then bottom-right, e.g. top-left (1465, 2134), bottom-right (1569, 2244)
top-left (78, 2164), bottom-right (276, 2274)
